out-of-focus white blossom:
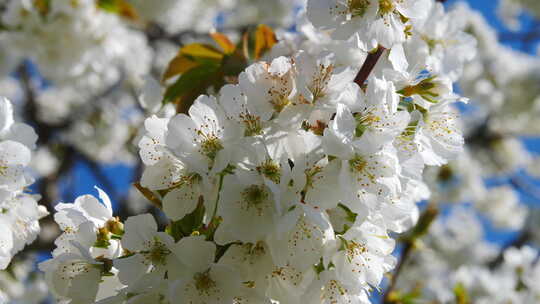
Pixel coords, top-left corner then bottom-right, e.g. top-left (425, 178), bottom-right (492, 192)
top-left (6, 0), bottom-right (539, 303)
top-left (1, 0), bottom-right (152, 90)
top-left (0, 97), bottom-right (45, 270)
top-left (475, 186), bottom-right (528, 230)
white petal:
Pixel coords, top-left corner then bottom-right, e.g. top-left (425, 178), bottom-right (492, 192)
top-left (162, 184), bottom-right (201, 221)
top-left (121, 214), bottom-right (157, 251)
top-left (0, 97), bottom-right (14, 134)
top-left (171, 236), bottom-right (216, 273)
top-left (139, 76), bottom-right (163, 113)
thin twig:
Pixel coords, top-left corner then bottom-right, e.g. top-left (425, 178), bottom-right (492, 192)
top-left (381, 205), bottom-right (439, 303)
top-left (382, 241), bottom-right (413, 303)
top-left (354, 46), bottom-right (386, 87)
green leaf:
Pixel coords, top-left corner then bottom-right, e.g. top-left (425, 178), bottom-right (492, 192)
top-left (166, 201), bottom-right (205, 242)
top-left (163, 43), bottom-right (225, 82)
top-left (96, 0), bottom-right (117, 11)
top-left (337, 203), bottom-right (357, 234)
top-left (221, 52), bottom-right (248, 78)
top-left (160, 25), bottom-right (280, 114)
top-left (162, 55), bottom-right (200, 82)
top-left (96, 0), bottom-right (138, 20)
top-left (181, 43), bottom-right (224, 60)
top-left (163, 63), bottom-right (222, 113)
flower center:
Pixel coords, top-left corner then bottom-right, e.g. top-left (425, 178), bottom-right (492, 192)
top-left (200, 136), bottom-right (223, 160)
top-left (266, 69), bottom-right (293, 113)
top-left (348, 0), bottom-right (371, 17)
top-left (194, 271), bottom-right (216, 293)
top-left (241, 185), bottom-right (269, 207)
top-left (397, 76), bottom-right (441, 103)
top-left (241, 113), bottom-right (263, 136)
top-left (256, 159), bottom-right (281, 184)
top-left (270, 93), bottom-right (291, 113)
top-left (143, 238), bottom-right (171, 266)
top-left (339, 237), bottom-right (368, 262)
top-left (379, 0), bottom-right (395, 15)
top-left (252, 242), bottom-right (266, 256)
top-left (349, 154), bottom-right (368, 173)
top-left (309, 64), bottom-right (334, 102)
top-left (354, 112), bottom-right (381, 137)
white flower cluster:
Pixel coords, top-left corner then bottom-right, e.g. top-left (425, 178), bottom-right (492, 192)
top-left (37, 0), bottom-right (475, 302)
top-left (0, 255), bottom-right (48, 303)
top-left (421, 2), bottom-right (540, 234)
top-left (0, 97), bottom-right (45, 270)
top-left (0, 0), bottom-right (151, 90)
top-left (129, 0), bottom-right (231, 33)
top-left (128, 0), bottom-right (305, 33)
top-left (498, 0), bottom-right (540, 30)
top-left (307, 0), bottom-right (431, 49)
top-left (452, 246), bottom-right (540, 303)
top-left (396, 207), bottom-right (540, 303)
top-left (365, 3), bottom-right (540, 302)
top-left (457, 2), bottom-right (540, 137)
top-left (38, 187), bottom-right (125, 303)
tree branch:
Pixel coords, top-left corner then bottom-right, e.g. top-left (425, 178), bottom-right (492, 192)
top-left (382, 241), bottom-right (413, 303)
top-left (354, 46), bottom-right (386, 87)
top-left (381, 205), bottom-right (439, 303)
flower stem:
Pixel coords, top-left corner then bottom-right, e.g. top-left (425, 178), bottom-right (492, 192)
top-left (212, 174), bottom-right (225, 220)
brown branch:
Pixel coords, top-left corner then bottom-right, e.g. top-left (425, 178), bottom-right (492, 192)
top-left (382, 205), bottom-right (439, 303)
top-left (382, 241), bottom-right (413, 303)
top-left (354, 46), bottom-right (386, 87)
